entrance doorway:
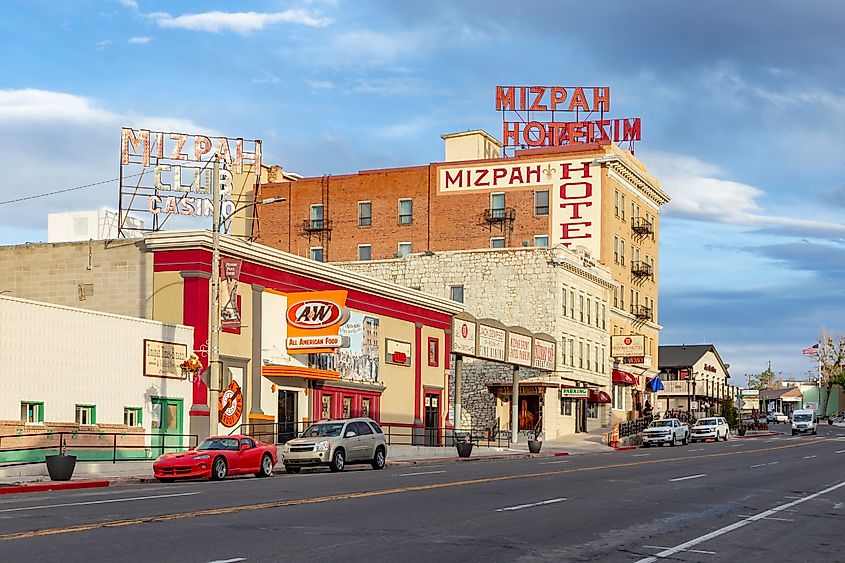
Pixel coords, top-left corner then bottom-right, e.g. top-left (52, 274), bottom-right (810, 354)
top-left (574, 399), bottom-right (587, 433)
top-left (151, 397), bottom-right (182, 456)
top-left (424, 393), bottom-right (440, 446)
top-left (515, 396), bottom-right (541, 432)
top-left (277, 390), bottom-right (298, 444)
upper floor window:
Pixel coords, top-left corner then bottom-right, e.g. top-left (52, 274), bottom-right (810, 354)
top-left (490, 193), bottom-right (506, 219)
top-left (449, 285), bottom-right (464, 303)
top-left (490, 237), bottom-right (505, 248)
top-left (534, 235), bottom-right (549, 247)
top-left (397, 242), bottom-right (413, 257)
top-left (358, 201), bottom-right (372, 227)
top-left (399, 199), bottom-right (413, 225)
top-left (357, 244), bottom-right (372, 261)
top-left (310, 204), bottom-right (324, 229)
top-left (310, 247), bottom-right (324, 262)
top-left (621, 195), bottom-right (626, 220)
top-left (535, 190), bottom-right (549, 216)
top-left (614, 190), bottom-right (619, 217)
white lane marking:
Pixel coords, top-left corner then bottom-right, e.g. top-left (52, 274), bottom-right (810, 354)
top-left (835, 503), bottom-right (843, 509)
top-left (687, 448), bottom-right (704, 452)
top-left (208, 559), bottom-right (246, 563)
top-left (632, 454), bottom-right (651, 457)
top-left (803, 455), bottom-right (817, 459)
top-left (737, 515), bottom-right (794, 522)
top-left (397, 470), bottom-right (446, 477)
top-left (750, 463), bottom-right (767, 468)
top-left (670, 474), bottom-right (706, 482)
top-left (731, 444), bottom-right (742, 447)
top-left (541, 460), bottom-right (570, 464)
top-left (0, 492), bottom-right (200, 513)
top-left (834, 450), bottom-right (845, 454)
top-left (635, 479), bottom-right (845, 563)
top-left (496, 497), bottom-right (566, 512)
top-left (768, 461), bottom-right (779, 465)
top-left (643, 546), bottom-right (716, 555)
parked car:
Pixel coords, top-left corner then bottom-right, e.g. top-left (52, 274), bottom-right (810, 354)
top-left (690, 416), bottom-right (730, 442)
top-left (642, 418), bottom-right (689, 447)
top-left (153, 435), bottom-right (277, 482)
top-left (767, 411), bottom-right (789, 423)
top-left (282, 417), bottom-right (387, 473)
top-left (791, 409), bottom-right (818, 436)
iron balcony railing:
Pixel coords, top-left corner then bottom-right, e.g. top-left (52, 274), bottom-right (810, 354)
top-left (302, 218), bottom-right (332, 232)
top-left (483, 207), bottom-right (516, 223)
top-left (631, 261), bottom-right (653, 278)
top-left (631, 216), bottom-right (654, 235)
top-left (631, 304), bottom-right (652, 320)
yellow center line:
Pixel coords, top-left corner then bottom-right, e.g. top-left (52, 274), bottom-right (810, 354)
top-left (0, 438), bottom-right (833, 542)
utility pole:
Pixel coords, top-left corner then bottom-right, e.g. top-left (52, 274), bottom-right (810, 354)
top-left (209, 158), bottom-right (221, 438)
top-left (511, 365), bottom-right (520, 443)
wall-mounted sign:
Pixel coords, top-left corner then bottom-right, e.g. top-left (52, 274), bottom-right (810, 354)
top-left (704, 363), bottom-right (717, 373)
top-left (533, 339), bottom-right (557, 371)
top-left (560, 387), bottom-right (589, 399)
top-left (611, 335), bottom-right (646, 358)
top-left (452, 318), bottom-right (477, 356)
top-left (143, 339), bottom-right (188, 379)
top-left (218, 380), bottom-right (243, 428)
top-left (385, 338), bottom-right (412, 367)
top-left (507, 332), bottom-right (533, 367)
top-left (285, 290), bottom-right (350, 353)
top-left (478, 324), bottom-right (506, 362)
top-left (220, 257), bottom-right (242, 330)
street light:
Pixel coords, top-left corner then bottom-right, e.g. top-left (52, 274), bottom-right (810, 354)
top-left (208, 161), bottom-right (285, 437)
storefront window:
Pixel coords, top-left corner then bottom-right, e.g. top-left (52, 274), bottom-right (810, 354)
top-left (560, 398), bottom-right (572, 416)
top-left (612, 384), bottom-right (626, 410)
top-left (321, 395), bottom-right (333, 420)
top-left (586, 402), bottom-right (598, 419)
top-left (342, 396), bottom-right (352, 418)
top-left (362, 398), bottom-right (371, 419)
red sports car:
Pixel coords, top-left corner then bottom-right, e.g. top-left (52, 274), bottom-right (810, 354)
top-left (153, 435), bottom-right (277, 482)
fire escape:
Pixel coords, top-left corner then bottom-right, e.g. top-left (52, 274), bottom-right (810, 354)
top-left (301, 175), bottom-right (332, 260)
top-left (483, 206), bottom-right (516, 244)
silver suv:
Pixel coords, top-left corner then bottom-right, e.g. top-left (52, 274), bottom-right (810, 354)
top-left (282, 417), bottom-right (387, 473)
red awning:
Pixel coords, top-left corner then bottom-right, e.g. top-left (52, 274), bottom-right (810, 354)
top-left (612, 369), bottom-right (638, 385)
top-left (589, 389), bottom-right (611, 403)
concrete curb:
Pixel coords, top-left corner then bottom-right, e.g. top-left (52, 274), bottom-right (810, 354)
top-left (613, 445), bottom-right (638, 451)
top-left (734, 432), bottom-right (781, 439)
top-left (0, 479), bottom-right (110, 495)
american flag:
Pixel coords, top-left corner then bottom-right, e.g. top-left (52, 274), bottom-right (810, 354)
top-left (802, 343), bottom-right (819, 355)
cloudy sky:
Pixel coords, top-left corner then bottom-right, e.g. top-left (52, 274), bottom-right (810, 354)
top-left (2, 0), bottom-right (844, 385)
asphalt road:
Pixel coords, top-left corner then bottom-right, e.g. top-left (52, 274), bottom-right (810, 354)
top-left (2, 424), bottom-right (844, 562)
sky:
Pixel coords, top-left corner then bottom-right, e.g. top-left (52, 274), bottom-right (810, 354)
top-left (2, 0), bottom-right (844, 386)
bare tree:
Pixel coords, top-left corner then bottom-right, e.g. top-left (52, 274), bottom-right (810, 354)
top-left (746, 361), bottom-right (782, 391)
top-left (811, 331), bottom-right (845, 417)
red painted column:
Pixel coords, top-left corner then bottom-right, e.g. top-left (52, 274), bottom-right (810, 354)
top-left (181, 271), bottom-right (211, 416)
top-left (414, 323), bottom-right (423, 425)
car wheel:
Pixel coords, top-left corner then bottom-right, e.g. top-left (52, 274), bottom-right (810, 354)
top-left (682, 434), bottom-right (688, 446)
top-left (792, 430), bottom-right (797, 436)
top-left (642, 442), bottom-right (650, 448)
top-left (211, 456), bottom-right (228, 480)
top-left (669, 436), bottom-right (676, 447)
top-left (284, 464), bottom-right (301, 474)
top-left (255, 454), bottom-right (274, 478)
top-left (812, 429), bottom-right (817, 435)
top-left (371, 447), bottom-right (386, 470)
top-left (329, 449), bottom-right (345, 472)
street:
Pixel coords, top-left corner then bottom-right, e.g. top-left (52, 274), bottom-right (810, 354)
top-left (1, 426), bottom-right (844, 562)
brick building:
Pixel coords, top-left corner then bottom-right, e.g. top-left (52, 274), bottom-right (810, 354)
top-left (255, 131), bottom-right (670, 424)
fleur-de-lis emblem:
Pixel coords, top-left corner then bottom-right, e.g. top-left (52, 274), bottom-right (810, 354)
top-left (543, 164), bottom-right (557, 180)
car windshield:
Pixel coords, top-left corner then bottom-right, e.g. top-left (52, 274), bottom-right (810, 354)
top-left (651, 420), bottom-right (674, 427)
top-left (197, 438), bottom-right (239, 451)
top-left (302, 423), bottom-right (344, 438)
top-left (696, 419), bottom-right (717, 426)
top-left (794, 414), bottom-right (812, 422)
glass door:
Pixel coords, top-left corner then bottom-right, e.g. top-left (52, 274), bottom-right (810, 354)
top-left (277, 390), bottom-right (298, 444)
top-left (424, 393), bottom-right (440, 446)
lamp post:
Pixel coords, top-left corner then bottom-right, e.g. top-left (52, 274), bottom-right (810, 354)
top-left (208, 163), bottom-right (285, 437)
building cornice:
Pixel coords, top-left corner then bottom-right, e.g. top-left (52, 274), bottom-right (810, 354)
top-left (143, 231), bottom-right (464, 316)
top-left (596, 155), bottom-right (671, 207)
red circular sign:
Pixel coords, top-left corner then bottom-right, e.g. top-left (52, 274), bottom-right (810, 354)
top-left (624, 337), bottom-right (632, 345)
top-left (461, 323), bottom-right (468, 338)
top-left (287, 300), bottom-right (345, 329)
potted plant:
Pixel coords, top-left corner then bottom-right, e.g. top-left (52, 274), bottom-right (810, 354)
top-left (527, 430), bottom-right (543, 454)
top-left (45, 438), bottom-right (76, 481)
top-left (455, 433), bottom-right (473, 458)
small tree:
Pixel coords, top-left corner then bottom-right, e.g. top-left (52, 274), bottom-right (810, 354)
top-left (812, 332), bottom-right (845, 417)
top-left (720, 397), bottom-right (739, 429)
top-left (746, 362), bottom-right (782, 391)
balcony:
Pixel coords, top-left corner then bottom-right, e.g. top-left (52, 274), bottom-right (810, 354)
top-left (631, 261), bottom-right (653, 278)
top-left (631, 305), bottom-right (652, 321)
top-left (302, 219), bottom-right (333, 233)
top-left (483, 207), bottom-right (516, 223)
top-left (631, 216), bottom-right (653, 235)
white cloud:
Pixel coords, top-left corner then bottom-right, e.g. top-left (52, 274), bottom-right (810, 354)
top-left (647, 151), bottom-right (845, 236)
top-left (252, 73), bottom-right (281, 85)
top-left (96, 40), bottom-right (113, 49)
top-left (118, 0), bottom-right (138, 9)
top-left (128, 36), bottom-right (153, 44)
top-left (147, 10), bottom-right (331, 34)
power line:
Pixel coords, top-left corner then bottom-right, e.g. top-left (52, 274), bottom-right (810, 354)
top-left (0, 173), bottom-right (143, 206)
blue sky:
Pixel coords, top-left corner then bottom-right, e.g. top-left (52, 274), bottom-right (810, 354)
top-left (2, 0), bottom-right (844, 385)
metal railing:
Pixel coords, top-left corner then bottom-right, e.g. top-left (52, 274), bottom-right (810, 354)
top-left (0, 431), bottom-right (199, 467)
top-left (483, 207), bottom-right (516, 222)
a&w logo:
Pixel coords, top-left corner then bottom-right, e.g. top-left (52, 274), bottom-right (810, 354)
top-left (287, 300), bottom-right (349, 329)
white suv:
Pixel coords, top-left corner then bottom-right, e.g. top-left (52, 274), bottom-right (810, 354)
top-left (642, 418), bottom-right (689, 447)
top-left (690, 417), bottom-right (730, 442)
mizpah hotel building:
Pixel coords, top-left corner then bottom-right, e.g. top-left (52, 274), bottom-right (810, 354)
top-left (254, 119), bottom-right (671, 436)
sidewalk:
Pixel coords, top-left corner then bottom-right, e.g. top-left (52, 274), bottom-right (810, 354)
top-left (0, 433), bottom-right (615, 491)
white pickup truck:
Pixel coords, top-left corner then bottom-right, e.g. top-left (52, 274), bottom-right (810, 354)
top-left (642, 418), bottom-right (689, 447)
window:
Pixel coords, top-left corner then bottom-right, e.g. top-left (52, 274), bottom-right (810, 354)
top-left (579, 341), bottom-right (584, 368)
top-left (631, 202), bottom-right (636, 221)
top-left (357, 244), bottom-right (372, 261)
top-left (614, 190), bottom-right (619, 217)
top-left (560, 398), bottom-right (573, 416)
top-left (534, 235), bottom-right (549, 247)
top-left (586, 402), bottom-right (598, 419)
top-left (490, 193), bottom-right (506, 218)
top-left (620, 239), bottom-right (625, 265)
top-left (612, 384), bottom-right (626, 410)
top-left (562, 287), bottom-right (568, 316)
top-left (595, 299), bottom-right (600, 327)
top-left (586, 344), bottom-right (590, 370)
top-left (309, 204), bottom-right (324, 229)
top-left (621, 194), bottom-right (626, 220)
top-left (586, 298), bottom-right (591, 325)
top-left (569, 290), bottom-right (575, 319)
top-left (613, 236), bottom-right (619, 263)
top-left (613, 287), bottom-right (618, 309)
top-left (600, 347), bottom-right (606, 374)
top-left (428, 338), bottom-right (439, 367)
top-left (602, 305), bottom-right (606, 330)
top-left (579, 295), bottom-right (584, 322)
top-left (21, 402), bottom-right (44, 424)
top-left (124, 407), bottom-right (142, 427)
top-left (397, 242), bottom-right (412, 257)
top-left (75, 404), bottom-right (96, 425)
top-left (321, 394), bottom-right (333, 419)
top-left (449, 285), bottom-right (464, 303)
top-left (358, 201), bottom-right (372, 227)
top-left (568, 338), bottom-right (574, 367)
top-left (399, 199), bottom-right (413, 225)
top-left (620, 285), bottom-right (625, 310)
top-left (490, 237), bottom-right (505, 248)
top-left (354, 421), bottom-right (373, 435)
top-left (594, 345), bottom-right (599, 372)
top-left (342, 397), bottom-right (352, 418)
top-left (310, 247), bottom-right (324, 262)
top-left (535, 190), bottom-right (549, 216)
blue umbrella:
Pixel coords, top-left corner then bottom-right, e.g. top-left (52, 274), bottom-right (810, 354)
top-left (648, 376), bottom-right (665, 392)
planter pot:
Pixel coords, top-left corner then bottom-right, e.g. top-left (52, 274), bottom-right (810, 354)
top-left (456, 442), bottom-right (473, 458)
top-left (737, 427), bottom-right (747, 436)
top-left (528, 439), bottom-right (543, 454)
top-left (45, 454), bottom-right (77, 481)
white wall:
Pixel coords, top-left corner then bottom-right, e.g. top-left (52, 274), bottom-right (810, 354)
top-left (0, 295), bottom-right (192, 438)
top-left (47, 209), bottom-right (143, 242)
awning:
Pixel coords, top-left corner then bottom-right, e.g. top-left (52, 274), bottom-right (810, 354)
top-left (612, 369), bottom-right (638, 385)
top-left (261, 365), bottom-right (340, 381)
top-left (589, 389), bottom-right (611, 403)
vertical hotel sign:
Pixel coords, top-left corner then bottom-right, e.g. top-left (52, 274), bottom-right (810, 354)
top-left (285, 290), bottom-right (350, 353)
top-left (436, 159), bottom-right (601, 257)
top-left (220, 257), bottom-right (242, 330)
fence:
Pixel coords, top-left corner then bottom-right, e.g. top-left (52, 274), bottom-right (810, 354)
top-left (0, 431), bottom-right (199, 467)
